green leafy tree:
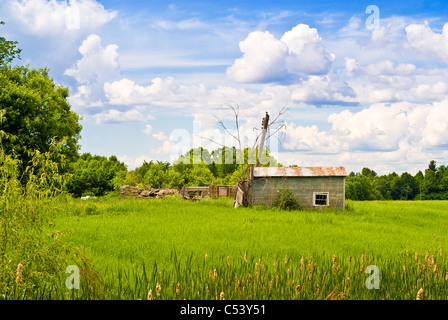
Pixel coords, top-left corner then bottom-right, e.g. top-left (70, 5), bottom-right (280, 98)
top-left (0, 22), bottom-right (21, 67)
top-left (66, 153), bottom-right (127, 197)
top-left (143, 161), bottom-right (171, 188)
top-left (0, 119), bottom-right (96, 299)
top-left (0, 28), bottom-right (82, 174)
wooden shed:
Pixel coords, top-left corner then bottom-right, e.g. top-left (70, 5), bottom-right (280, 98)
top-left (244, 166), bottom-right (347, 210)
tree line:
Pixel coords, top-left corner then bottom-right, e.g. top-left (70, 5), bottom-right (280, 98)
top-left (346, 161), bottom-right (448, 200)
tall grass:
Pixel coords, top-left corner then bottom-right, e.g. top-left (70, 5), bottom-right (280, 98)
top-left (37, 196), bottom-right (448, 300)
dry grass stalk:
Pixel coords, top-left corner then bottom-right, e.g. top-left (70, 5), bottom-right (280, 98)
top-left (147, 289), bottom-right (153, 300)
top-left (15, 263), bottom-right (23, 284)
top-left (416, 288), bottom-right (424, 300)
top-left (325, 285), bottom-right (339, 300)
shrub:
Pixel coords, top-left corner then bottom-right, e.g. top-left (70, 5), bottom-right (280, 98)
top-left (272, 188), bottom-right (300, 211)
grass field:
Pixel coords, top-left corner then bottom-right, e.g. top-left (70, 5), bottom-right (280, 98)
top-left (48, 196), bottom-right (448, 300)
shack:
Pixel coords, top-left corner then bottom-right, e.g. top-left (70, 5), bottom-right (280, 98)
top-left (238, 166), bottom-right (347, 210)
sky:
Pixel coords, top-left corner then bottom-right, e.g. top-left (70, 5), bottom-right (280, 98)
top-left (1, 0), bottom-right (448, 174)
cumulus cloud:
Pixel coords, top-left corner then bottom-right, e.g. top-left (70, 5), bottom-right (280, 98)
top-left (406, 21), bottom-right (448, 64)
top-left (66, 34), bottom-right (120, 108)
top-left (65, 34), bottom-right (119, 84)
top-left (142, 124), bottom-right (153, 135)
top-left (343, 57), bottom-right (448, 103)
top-left (5, 0), bottom-right (117, 36)
top-left (226, 24), bottom-right (334, 83)
top-left (282, 98), bottom-right (448, 159)
top-left (93, 109), bottom-right (149, 125)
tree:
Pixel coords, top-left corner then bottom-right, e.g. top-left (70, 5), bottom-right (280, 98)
top-left (0, 26), bottom-right (82, 175)
top-left (66, 153), bottom-right (127, 197)
top-left (0, 22), bottom-right (21, 67)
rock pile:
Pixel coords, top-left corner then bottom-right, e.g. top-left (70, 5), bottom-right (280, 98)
top-left (120, 185), bottom-right (180, 199)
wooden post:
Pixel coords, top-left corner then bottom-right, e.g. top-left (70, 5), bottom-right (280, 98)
top-left (256, 112), bottom-right (269, 167)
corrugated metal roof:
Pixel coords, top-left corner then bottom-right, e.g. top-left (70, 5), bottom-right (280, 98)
top-left (253, 166), bottom-right (347, 177)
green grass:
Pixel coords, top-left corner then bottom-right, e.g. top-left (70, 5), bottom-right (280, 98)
top-left (45, 196), bottom-right (448, 300)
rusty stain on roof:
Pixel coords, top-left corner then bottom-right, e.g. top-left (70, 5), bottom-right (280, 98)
top-left (253, 166), bottom-right (347, 177)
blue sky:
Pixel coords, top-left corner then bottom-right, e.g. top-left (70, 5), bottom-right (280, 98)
top-left (1, 0), bottom-right (448, 174)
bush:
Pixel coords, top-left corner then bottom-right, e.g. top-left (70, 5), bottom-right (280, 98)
top-left (272, 188), bottom-right (300, 211)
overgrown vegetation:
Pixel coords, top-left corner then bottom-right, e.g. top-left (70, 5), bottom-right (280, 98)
top-left (272, 188), bottom-right (301, 211)
top-left (0, 112), bottom-right (99, 299)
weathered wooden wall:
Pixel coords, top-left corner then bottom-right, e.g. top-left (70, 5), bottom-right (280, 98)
top-left (248, 176), bottom-right (346, 210)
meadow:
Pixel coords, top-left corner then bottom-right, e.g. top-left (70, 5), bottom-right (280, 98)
top-left (41, 195), bottom-right (448, 300)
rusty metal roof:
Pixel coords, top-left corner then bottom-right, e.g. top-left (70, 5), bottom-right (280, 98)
top-left (253, 166), bottom-right (347, 177)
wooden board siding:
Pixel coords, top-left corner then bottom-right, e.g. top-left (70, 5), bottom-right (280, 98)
top-left (248, 176), bottom-right (346, 210)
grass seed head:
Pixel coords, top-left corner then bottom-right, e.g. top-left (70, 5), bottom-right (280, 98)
top-left (147, 289), bottom-right (153, 300)
top-left (416, 288), bottom-right (424, 300)
top-left (156, 283), bottom-right (161, 297)
top-left (15, 263), bottom-right (23, 285)
top-left (220, 291), bottom-right (225, 300)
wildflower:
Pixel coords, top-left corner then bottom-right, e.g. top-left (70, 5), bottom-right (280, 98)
top-left (16, 263), bottom-right (23, 285)
top-left (147, 289), bottom-right (153, 300)
top-left (416, 288), bottom-right (424, 300)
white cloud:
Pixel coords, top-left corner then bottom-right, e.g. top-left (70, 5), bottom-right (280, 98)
top-left (281, 98), bottom-right (448, 169)
top-left (66, 34), bottom-right (120, 109)
top-left (343, 57), bottom-right (448, 103)
top-left (6, 0), bottom-right (117, 36)
top-left (93, 109), bottom-right (149, 125)
top-left (155, 18), bottom-right (205, 30)
top-left (152, 131), bottom-right (168, 141)
top-left (118, 154), bottom-right (153, 170)
top-left (226, 24), bottom-right (334, 83)
top-left (65, 34), bottom-right (119, 84)
top-left (142, 124), bottom-right (153, 135)
top-left (406, 21), bottom-right (448, 64)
